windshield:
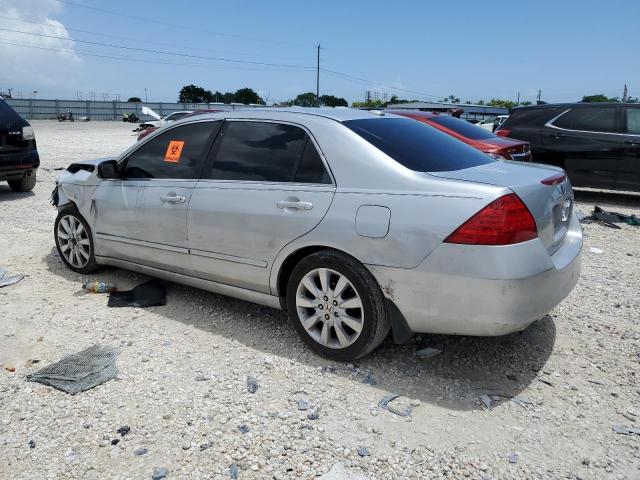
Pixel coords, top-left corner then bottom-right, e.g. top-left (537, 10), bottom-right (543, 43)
top-left (343, 118), bottom-right (494, 172)
top-left (429, 115), bottom-right (497, 140)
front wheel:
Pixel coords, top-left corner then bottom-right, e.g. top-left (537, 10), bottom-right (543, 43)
top-left (54, 205), bottom-right (98, 274)
top-left (286, 250), bottom-right (390, 361)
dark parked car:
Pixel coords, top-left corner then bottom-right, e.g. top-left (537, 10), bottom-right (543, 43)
top-left (496, 103), bottom-right (640, 191)
top-left (0, 99), bottom-right (39, 192)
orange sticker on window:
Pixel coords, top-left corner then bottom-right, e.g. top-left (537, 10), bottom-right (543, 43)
top-left (164, 140), bottom-right (184, 163)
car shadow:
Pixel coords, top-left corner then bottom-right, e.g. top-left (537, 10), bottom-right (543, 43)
top-left (43, 248), bottom-right (556, 411)
top-left (0, 184), bottom-right (36, 201)
top-left (573, 188), bottom-right (640, 207)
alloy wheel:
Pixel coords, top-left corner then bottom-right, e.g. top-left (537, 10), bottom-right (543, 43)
top-left (295, 268), bottom-right (364, 349)
top-left (57, 214), bottom-right (91, 269)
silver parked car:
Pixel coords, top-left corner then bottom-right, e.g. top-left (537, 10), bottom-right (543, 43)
top-left (53, 109), bottom-right (582, 360)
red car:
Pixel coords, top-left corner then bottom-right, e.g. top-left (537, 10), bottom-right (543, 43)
top-left (137, 109), bottom-right (222, 141)
top-left (388, 110), bottom-right (532, 162)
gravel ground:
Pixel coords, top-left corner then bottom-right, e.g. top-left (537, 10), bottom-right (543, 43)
top-left (1, 120), bottom-right (639, 479)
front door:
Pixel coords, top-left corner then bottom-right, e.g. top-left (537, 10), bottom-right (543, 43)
top-left (618, 106), bottom-right (640, 191)
top-left (188, 120), bottom-right (335, 293)
top-left (543, 106), bottom-right (623, 189)
top-left (94, 120), bottom-right (219, 274)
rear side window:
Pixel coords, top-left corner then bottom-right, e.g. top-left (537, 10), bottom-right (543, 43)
top-left (552, 107), bottom-right (617, 133)
top-left (343, 118), bottom-right (494, 172)
top-left (428, 115), bottom-right (496, 140)
top-left (295, 140), bottom-right (331, 184)
top-left (501, 107), bottom-right (566, 129)
top-left (626, 108), bottom-right (640, 134)
top-left (209, 121), bottom-right (308, 182)
top-left (123, 121), bottom-right (218, 179)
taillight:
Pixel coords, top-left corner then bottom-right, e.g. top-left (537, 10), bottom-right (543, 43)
top-left (541, 172), bottom-right (566, 185)
top-left (495, 129), bottom-right (511, 137)
top-left (444, 193), bottom-right (537, 245)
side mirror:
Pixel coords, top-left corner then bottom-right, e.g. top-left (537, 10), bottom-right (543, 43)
top-left (97, 160), bottom-right (118, 179)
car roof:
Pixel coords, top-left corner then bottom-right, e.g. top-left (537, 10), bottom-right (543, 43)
top-left (512, 102), bottom-right (636, 111)
top-left (178, 107), bottom-right (388, 124)
top-left (386, 109), bottom-right (438, 119)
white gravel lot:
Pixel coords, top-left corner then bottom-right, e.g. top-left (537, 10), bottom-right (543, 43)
top-left (1, 120), bottom-right (639, 479)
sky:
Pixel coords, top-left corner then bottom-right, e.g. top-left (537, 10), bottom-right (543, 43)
top-left (0, 0), bottom-right (638, 105)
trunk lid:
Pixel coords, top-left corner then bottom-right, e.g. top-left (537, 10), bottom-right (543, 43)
top-left (431, 161), bottom-right (573, 255)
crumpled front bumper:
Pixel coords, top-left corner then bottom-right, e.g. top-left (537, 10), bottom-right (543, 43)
top-left (368, 212), bottom-right (582, 336)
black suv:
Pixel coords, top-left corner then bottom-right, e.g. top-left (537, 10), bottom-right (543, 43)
top-left (497, 103), bottom-right (640, 191)
top-left (0, 99), bottom-right (39, 192)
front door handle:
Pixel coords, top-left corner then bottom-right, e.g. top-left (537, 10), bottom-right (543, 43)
top-left (160, 193), bottom-right (186, 204)
top-left (277, 199), bottom-right (313, 211)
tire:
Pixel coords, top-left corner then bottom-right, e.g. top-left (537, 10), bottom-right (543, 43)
top-left (54, 205), bottom-right (98, 274)
top-left (8, 171), bottom-right (36, 192)
top-left (286, 250), bottom-right (390, 361)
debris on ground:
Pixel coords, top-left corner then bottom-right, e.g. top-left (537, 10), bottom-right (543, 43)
top-left (509, 452), bottom-right (519, 463)
top-left (510, 397), bottom-right (532, 408)
top-left (24, 359), bottom-right (40, 368)
top-left (26, 344), bottom-right (119, 394)
top-left (297, 399), bottom-right (309, 411)
top-left (229, 463), bottom-right (238, 479)
top-left (4, 363), bottom-right (16, 373)
top-left (117, 425), bottom-right (130, 437)
top-left (361, 372), bottom-right (377, 386)
top-left (585, 206), bottom-right (640, 228)
top-left (107, 280), bottom-right (166, 308)
top-left (134, 448), bottom-right (148, 456)
top-left (414, 347), bottom-right (443, 359)
top-left (82, 281), bottom-right (117, 293)
top-left (307, 410), bottom-right (320, 420)
top-left (152, 467), bottom-right (169, 480)
top-left (0, 267), bottom-right (24, 288)
top-left (378, 394), bottom-right (413, 417)
top-left (479, 394), bottom-right (493, 410)
top-left (238, 425), bottom-right (249, 434)
top-left (357, 447), bottom-right (371, 457)
top-left (247, 376), bottom-right (259, 393)
top-left (28, 440), bottom-right (35, 449)
top-left (111, 439), bottom-right (119, 445)
top-left (589, 247), bottom-right (604, 254)
top-left (612, 425), bottom-right (640, 435)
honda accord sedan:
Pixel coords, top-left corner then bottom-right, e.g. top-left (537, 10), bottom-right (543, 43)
top-left (53, 109), bottom-right (582, 360)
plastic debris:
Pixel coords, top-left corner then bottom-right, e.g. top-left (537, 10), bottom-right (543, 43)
top-left (238, 425), bottom-right (249, 434)
top-left (612, 425), bottom-right (640, 435)
top-left (509, 452), bottom-right (518, 463)
top-left (414, 347), bottom-right (442, 360)
top-left (307, 410), bottom-right (320, 420)
top-left (589, 247), bottom-right (604, 254)
top-left (479, 394), bottom-right (493, 410)
top-left (297, 399), bottom-right (309, 411)
top-left (28, 440), bottom-right (35, 449)
top-left (247, 376), bottom-right (259, 394)
top-left (83, 281), bottom-right (117, 293)
top-left (107, 280), bottom-right (166, 308)
top-left (378, 394), bottom-right (413, 417)
top-left (357, 447), bottom-right (370, 457)
top-left (134, 448), bottom-right (148, 456)
top-left (0, 267), bottom-right (24, 288)
top-left (230, 463), bottom-right (238, 479)
top-left (26, 344), bottom-right (119, 394)
top-left (152, 467), bottom-right (169, 480)
top-left (587, 205), bottom-right (640, 228)
top-left (111, 439), bottom-right (119, 445)
top-left (117, 425), bottom-right (130, 437)
top-left (510, 397), bottom-right (532, 408)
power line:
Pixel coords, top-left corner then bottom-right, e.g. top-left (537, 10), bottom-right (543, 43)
top-left (0, 27), bottom-right (315, 70)
top-left (57, 0), bottom-right (311, 49)
top-left (0, 15), bottom-right (311, 62)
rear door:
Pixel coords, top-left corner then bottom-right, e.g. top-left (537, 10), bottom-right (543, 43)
top-left (543, 105), bottom-right (623, 189)
top-left (188, 120), bottom-right (335, 293)
top-left (618, 106), bottom-right (640, 191)
top-left (94, 121), bottom-right (219, 274)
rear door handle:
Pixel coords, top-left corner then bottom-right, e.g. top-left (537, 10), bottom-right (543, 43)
top-left (160, 193), bottom-right (186, 204)
top-left (550, 133), bottom-right (565, 139)
top-left (277, 199), bottom-right (313, 210)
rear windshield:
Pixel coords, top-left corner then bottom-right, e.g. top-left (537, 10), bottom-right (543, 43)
top-left (343, 118), bottom-right (494, 172)
top-left (428, 115), bottom-right (496, 140)
top-left (0, 100), bottom-right (28, 127)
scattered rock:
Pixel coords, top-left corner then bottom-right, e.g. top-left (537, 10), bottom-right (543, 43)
top-left (357, 447), bottom-right (370, 457)
top-left (152, 467), bottom-right (169, 480)
top-left (111, 439), bottom-right (120, 445)
top-left (247, 376), bottom-right (259, 394)
top-left (297, 399), bottom-right (309, 411)
top-left (117, 425), bottom-right (130, 437)
top-left (238, 425), bottom-right (249, 434)
top-left (28, 440), bottom-right (35, 449)
top-left (508, 452), bottom-right (518, 464)
top-left (134, 448), bottom-right (148, 456)
top-left (229, 463), bottom-right (238, 479)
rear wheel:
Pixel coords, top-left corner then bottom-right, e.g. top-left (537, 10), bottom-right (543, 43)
top-left (8, 171), bottom-right (36, 192)
top-left (286, 250), bottom-right (389, 361)
top-left (54, 205), bottom-right (98, 274)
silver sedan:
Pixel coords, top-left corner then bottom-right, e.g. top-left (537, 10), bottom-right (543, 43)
top-left (53, 108), bottom-right (582, 360)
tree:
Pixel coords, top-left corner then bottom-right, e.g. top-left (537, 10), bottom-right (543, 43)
top-left (443, 95), bottom-right (460, 103)
top-left (581, 94), bottom-right (620, 103)
top-left (234, 87), bottom-right (264, 105)
top-left (351, 99), bottom-right (385, 108)
top-left (486, 98), bottom-right (518, 109)
top-left (127, 97), bottom-right (142, 102)
top-left (289, 92), bottom-right (319, 107)
top-left (319, 94), bottom-right (348, 107)
top-left (178, 84), bottom-right (214, 103)
top-left (220, 92), bottom-right (236, 104)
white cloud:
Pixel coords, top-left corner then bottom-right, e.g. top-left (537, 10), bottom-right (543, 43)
top-left (0, 0), bottom-right (82, 96)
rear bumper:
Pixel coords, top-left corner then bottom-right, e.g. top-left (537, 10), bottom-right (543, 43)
top-left (0, 149), bottom-right (40, 181)
top-left (368, 212), bottom-right (582, 336)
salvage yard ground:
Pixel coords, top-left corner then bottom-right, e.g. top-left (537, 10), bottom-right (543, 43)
top-left (1, 121), bottom-right (639, 479)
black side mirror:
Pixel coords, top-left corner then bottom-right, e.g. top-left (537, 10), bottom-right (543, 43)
top-left (97, 160), bottom-right (118, 179)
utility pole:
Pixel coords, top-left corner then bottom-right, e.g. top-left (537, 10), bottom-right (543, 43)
top-left (316, 44), bottom-right (320, 103)
top-left (517, 91), bottom-right (520, 106)
top-left (537, 89), bottom-right (542, 102)
top-left (623, 84), bottom-right (628, 102)
top-left (145, 87), bottom-right (148, 103)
